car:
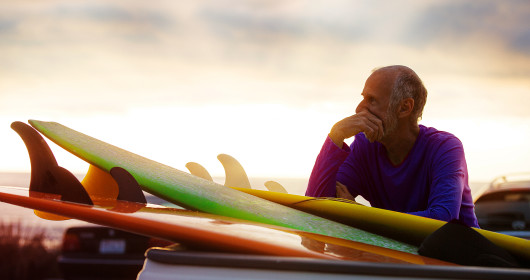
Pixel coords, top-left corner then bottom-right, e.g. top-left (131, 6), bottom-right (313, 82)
top-left (474, 173), bottom-right (530, 239)
top-left (137, 247), bottom-right (530, 280)
top-left (58, 194), bottom-right (176, 280)
top-left (59, 226), bottom-right (172, 279)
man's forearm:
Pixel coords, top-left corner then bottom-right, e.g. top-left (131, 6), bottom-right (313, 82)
top-left (306, 136), bottom-right (350, 197)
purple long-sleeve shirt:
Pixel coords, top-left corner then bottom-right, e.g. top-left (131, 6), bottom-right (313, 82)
top-left (306, 125), bottom-right (479, 228)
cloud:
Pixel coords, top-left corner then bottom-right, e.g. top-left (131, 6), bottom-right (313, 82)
top-left (197, 0), bottom-right (530, 53)
top-left (1, 0), bottom-right (529, 117)
top-left (0, 18), bottom-right (17, 34)
top-left (2, 1), bottom-right (530, 180)
top-left (198, 1), bottom-right (393, 44)
top-left (408, 0), bottom-right (530, 54)
top-left (194, 0), bottom-right (530, 82)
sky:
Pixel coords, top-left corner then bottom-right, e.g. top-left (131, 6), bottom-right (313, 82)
top-left (1, 0), bottom-right (530, 187)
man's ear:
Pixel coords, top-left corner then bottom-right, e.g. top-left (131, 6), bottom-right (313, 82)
top-left (398, 98), bottom-right (414, 118)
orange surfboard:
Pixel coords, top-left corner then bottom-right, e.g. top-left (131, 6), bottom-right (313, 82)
top-left (0, 186), bottom-right (449, 266)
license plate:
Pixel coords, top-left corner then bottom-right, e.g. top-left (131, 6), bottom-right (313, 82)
top-left (99, 239), bottom-right (126, 254)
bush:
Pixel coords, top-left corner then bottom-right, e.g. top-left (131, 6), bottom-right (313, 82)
top-left (0, 221), bottom-right (60, 280)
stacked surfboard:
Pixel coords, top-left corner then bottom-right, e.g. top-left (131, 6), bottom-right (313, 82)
top-left (1, 120), bottom-right (530, 270)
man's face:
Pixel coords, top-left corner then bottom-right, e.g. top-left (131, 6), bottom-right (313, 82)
top-left (356, 70), bottom-right (398, 141)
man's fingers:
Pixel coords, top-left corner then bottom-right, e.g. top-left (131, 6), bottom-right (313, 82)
top-left (331, 111), bottom-right (384, 143)
top-left (357, 111), bottom-right (384, 141)
top-left (336, 182), bottom-right (345, 194)
top-left (336, 182), bottom-right (355, 201)
top-left (365, 113), bottom-right (384, 138)
top-left (363, 122), bottom-right (381, 142)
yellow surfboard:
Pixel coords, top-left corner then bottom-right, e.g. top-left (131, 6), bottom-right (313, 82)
top-left (184, 152), bottom-right (530, 263)
top-left (231, 187), bottom-right (530, 263)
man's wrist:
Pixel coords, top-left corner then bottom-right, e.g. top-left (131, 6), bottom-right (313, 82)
top-left (328, 131), bottom-right (345, 147)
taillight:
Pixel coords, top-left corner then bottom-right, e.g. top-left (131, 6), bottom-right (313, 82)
top-left (62, 232), bottom-right (81, 252)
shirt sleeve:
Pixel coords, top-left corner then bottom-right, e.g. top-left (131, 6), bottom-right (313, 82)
top-left (305, 136), bottom-right (350, 197)
top-left (407, 137), bottom-right (467, 222)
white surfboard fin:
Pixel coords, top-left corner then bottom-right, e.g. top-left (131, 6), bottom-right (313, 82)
top-left (217, 154), bottom-right (251, 188)
top-left (264, 181), bottom-right (288, 193)
top-left (187, 155), bottom-right (288, 193)
top-left (185, 162), bottom-right (213, 181)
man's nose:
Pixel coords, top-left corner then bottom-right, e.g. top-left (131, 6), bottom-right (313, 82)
top-left (355, 100), bottom-right (367, 114)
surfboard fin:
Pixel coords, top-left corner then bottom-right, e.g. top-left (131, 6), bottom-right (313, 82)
top-left (81, 164), bottom-right (119, 201)
top-left (264, 181), bottom-right (288, 193)
top-left (217, 154), bottom-right (251, 188)
top-left (185, 162), bottom-right (214, 181)
top-left (111, 167), bottom-right (147, 204)
top-left (12, 122), bottom-right (147, 207)
top-left (218, 154), bottom-right (288, 193)
top-left (187, 154), bottom-right (289, 193)
top-left (11, 121), bottom-right (94, 220)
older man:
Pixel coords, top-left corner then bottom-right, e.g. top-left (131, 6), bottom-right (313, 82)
top-left (306, 65), bottom-right (479, 228)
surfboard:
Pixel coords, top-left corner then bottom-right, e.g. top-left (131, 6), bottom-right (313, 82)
top-left (3, 122), bottom-right (428, 266)
top-left (0, 186), bottom-right (448, 266)
top-left (24, 120), bottom-right (416, 254)
top-left (231, 187), bottom-right (530, 263)
top-left (181, 148), bottom-right (530, 264)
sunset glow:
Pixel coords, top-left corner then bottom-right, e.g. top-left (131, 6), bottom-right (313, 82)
top-left (1, 1), bottom-right (530, 189)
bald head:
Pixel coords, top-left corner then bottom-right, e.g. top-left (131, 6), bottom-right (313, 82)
top-left (372, 65), bottom-right (428, 123)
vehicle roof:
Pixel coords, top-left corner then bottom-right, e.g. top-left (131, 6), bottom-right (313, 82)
top-left (474, 173), bottom-right (530, 202)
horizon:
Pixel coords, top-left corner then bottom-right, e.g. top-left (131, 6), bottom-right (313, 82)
top-left (0, 171), bottom-right (490, 197)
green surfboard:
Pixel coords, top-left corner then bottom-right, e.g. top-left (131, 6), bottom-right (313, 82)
top-left (28, 120), bottom-right (416, 254)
